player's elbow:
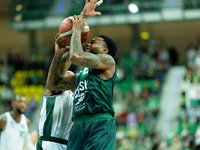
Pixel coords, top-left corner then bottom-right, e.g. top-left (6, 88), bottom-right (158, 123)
top-left (70, 53), bottom-right (80, 64)
top-left (46, 84), bottom-right (55, 91)
top-left (46, 81), bottom-right (57, 91)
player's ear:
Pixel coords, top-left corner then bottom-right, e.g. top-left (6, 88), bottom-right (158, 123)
top-left (102, 48), bottom-right (109, 54)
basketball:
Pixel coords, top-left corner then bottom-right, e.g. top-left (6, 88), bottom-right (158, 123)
top-left (59, 16), bottom-right (90, 46)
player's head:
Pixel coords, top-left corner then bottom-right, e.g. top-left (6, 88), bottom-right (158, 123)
top-left (84, 35), bottom-right (118, 58)
top-left (12, 94), bottom-right (27, 114)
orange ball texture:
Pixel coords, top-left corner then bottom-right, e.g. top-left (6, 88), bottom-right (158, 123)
top-left (59, 17), bottom-right (90, 46)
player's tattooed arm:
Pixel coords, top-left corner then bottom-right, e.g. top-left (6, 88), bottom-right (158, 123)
top-left (46, 34), bottom-right (76, 92)
top-left (0, 114), bottom-right (6, 131)
top-left (46, 52), bottom-right (76, 91)
top-left (54, 75), bottom-right (76, 91)
top-left (70, 29), bottom-right (115, 70)
top-left (59, 52), bottom-right (72, 76)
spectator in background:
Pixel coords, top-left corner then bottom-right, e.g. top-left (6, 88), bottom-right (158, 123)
top-left (185, 43), bottom-right (197, 62)
top-left (194, 50), bottom-right (200, 75)
top-left (132, 80), bottom-right (142, 99)
top-left (116, 64), bottom-right (126, 81)
top-left (195, 124), bottom-right (200, 150)
top-left (168, 47), bottom-right (179, 66)
top-left (152, 79), bottom-right (160, 96)
top-left (182, 139), bottom-right (193, 150)
top-left (25, 95), bottom-right (38, 121)
top-left (158, 46), bottom-right (169, 63)
top-left (0, 85), bottom-right (14, 112)
top-left (0, 53), bottom-right (3, 64)
top-left (0, 85), bottom-right (14, 102)
top-left (14, 54), bottom-right (25, 71)
top-left (0, 64), bottom-right (11, 85)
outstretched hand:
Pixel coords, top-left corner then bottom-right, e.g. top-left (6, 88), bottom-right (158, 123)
top-left (55, 33), bottom-right (69, 53)
top-left (81, 0), bottom-right (101, 18)
top-left (68, 16), bottom-right (89, 34)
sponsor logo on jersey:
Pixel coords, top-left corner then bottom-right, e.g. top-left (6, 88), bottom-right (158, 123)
top-left (74, 79), bottom-right (88, 112)
top-left (82, 68), bottom-right (89, 75)
top-left (75, 96), bottom-right (84, 106)
top-left (75, 80), bottom-right (88, 98)
top-left (74, 68), bottom-right (89, 112)
top-left (20, 131), bottom-right (25, 137)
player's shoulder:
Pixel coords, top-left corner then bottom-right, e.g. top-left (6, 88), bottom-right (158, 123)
top-left (99, 53), bottom-right (116, 67)
top-left (106, 54), bottom-right (116, 65)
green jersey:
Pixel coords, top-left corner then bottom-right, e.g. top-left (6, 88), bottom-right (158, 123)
top-left (73, 67), bottom-right (117, 120)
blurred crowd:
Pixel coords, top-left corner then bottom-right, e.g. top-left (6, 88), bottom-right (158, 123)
top-left (1, 40), bottom-right (200, 149)
top-left (113, 44), bottom-right (169, 150)
top-left (112, 41), bottom-right (200, 150)
top-left (0, 52), bottom-right (52, 118)
top-left (185, 41), bottom-right (200, 84)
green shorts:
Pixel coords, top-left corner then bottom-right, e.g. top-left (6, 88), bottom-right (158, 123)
top-left (67, 113), bottom-right (116, 150)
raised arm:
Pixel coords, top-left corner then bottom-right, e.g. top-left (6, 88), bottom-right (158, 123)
top-left (80, 0), bottom-right (101, 19)
top-left (45, 52), bottom-right (72, 96)
top-left (46, 34), bottom-right (76, 92)
top-left (59, 52), bottom-right (71, 76)
top-left (69, 15), bottom-right (115, 70)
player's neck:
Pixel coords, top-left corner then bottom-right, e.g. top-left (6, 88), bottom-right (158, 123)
top-left (11, 111), bottom-right (21, 123)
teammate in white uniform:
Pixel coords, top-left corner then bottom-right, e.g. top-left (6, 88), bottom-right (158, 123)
top-left (36, 48), bottom-right (74, 150)
top-left (0, 94), bottom-right (34, 150)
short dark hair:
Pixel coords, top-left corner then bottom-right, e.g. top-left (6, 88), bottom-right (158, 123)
top-left (98, 35), bottom-right (118, 58)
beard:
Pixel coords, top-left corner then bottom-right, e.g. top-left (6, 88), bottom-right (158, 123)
top-left (16, 107), bottom-right (24, 114)
top-left (83, 47), bottom-right (90, 52)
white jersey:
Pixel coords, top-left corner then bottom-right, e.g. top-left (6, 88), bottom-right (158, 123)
top-left (37, 90), bottom-right (74, 150)
top-left (0, 112), bottom-right (28, 150)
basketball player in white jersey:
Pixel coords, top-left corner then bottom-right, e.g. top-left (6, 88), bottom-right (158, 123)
top-left (35, 46), bottom-right (74, 150)
top-left (0, 94), bottom-right (35, 150)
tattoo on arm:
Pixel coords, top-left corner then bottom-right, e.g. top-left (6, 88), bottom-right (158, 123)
top-left (100, 55), bottom-right (115, 66)
top-left (70, 31), bottom-right (83, 58)
top-left (50, 55), bottom-right (61, 79)
top-left (79, 54), bottom-right (115, 69)
top-left (70, 31), bottom-right (115, 69)
top-left (54, 75), bottom-right (76, 91)
top-left (80, 53), bottom-right (98, 69)
top-left (46, 52), bottom-right (63, 90)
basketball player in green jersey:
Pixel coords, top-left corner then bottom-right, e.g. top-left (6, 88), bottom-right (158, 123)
top-left (0, 94), bottom-right (35, 150)
top-left (46, 0), bottom-right (118, 150)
